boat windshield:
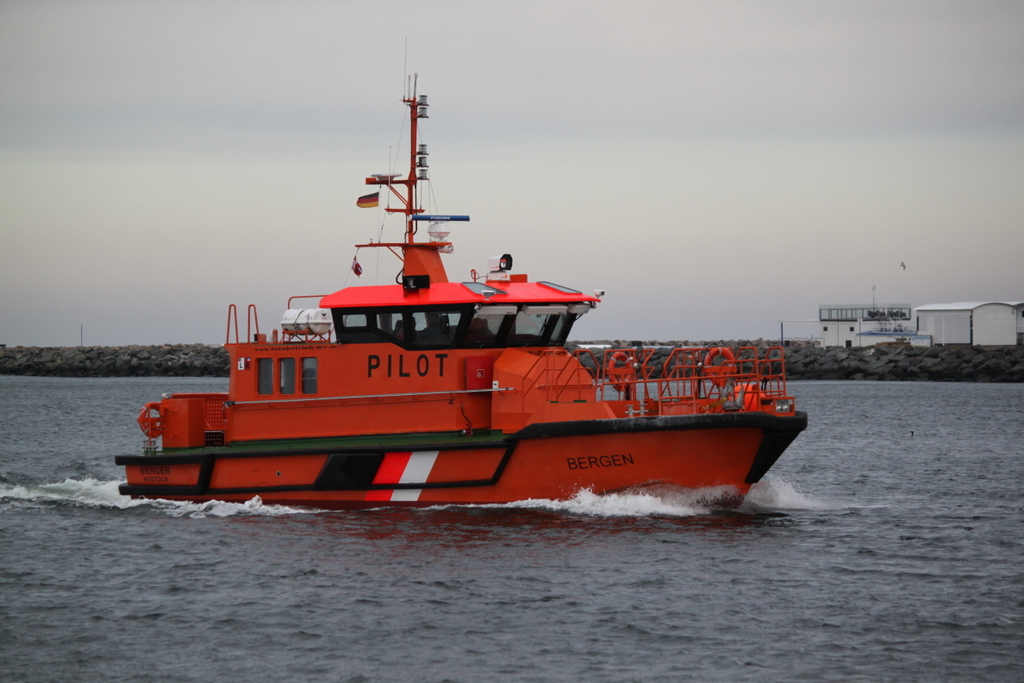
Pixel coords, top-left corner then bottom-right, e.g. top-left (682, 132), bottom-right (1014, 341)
top-left (331, 304), bottom-right (579, 349)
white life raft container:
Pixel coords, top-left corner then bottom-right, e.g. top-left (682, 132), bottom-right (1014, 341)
top-left (280, 308), bottom-right (332, 335)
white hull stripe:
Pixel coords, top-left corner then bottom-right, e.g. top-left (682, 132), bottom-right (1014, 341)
top-left (399, 451), bottom-right (439, 484)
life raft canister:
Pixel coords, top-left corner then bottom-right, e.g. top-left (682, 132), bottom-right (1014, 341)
top-left (137, 401), bottom-right (165, 439)
top-left (702, 346), bottom-right (737, 387)
top-left (737, 381), bottom-right (761, 411)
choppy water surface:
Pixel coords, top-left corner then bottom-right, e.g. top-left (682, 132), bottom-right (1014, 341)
top-left (1, 376), bottom-right (1022, 682)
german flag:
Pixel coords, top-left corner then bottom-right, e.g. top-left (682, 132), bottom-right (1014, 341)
top-left (357, 192), bottom-right (379, 208)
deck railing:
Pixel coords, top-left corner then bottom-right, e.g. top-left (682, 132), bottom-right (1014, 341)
top-left (564, 346), bottom-right (790, 415)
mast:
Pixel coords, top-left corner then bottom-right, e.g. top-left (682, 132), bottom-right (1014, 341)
top-left (360, 81), bottom-right (461, 286)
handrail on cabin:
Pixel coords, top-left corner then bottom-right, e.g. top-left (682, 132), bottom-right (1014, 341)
top-left (287, 294), bottom-right (328, 309)
top-left (226, 304), bottom-right (240, 345)
top-left (225, 303), bottom-right (262, 344)
top-left (246, 304), bottom-right (260, 342)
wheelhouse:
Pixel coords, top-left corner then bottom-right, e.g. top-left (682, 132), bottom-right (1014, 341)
top-left (322, 280), bottom-right (597, 351)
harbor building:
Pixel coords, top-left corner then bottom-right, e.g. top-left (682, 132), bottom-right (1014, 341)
top-left (818, 304), bottom-right (928, 347)
top-left (916, 302), bottom-right (1024, 346)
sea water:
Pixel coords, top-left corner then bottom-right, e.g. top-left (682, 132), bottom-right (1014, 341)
top-left (1, 376), bottom-right (1022, 682)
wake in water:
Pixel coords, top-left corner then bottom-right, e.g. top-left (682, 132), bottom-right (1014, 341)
top-left (472, 479), bottom-right (831, 518)
top-left (507, 486), bottom-right (737, 518)
top-left (0, 477), bottom-right (830, 519)
top-left (0, 478), bottom-right (315, 518)
top-left (742, 479), bottom-right (833, 512)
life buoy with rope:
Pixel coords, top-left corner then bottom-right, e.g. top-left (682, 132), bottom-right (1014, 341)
top-left (605, 351), bottom-right (634, 393)
top-left (137, 402), bottom-right (165, 439)
top-left (702, 346), bottom-right (736, 387)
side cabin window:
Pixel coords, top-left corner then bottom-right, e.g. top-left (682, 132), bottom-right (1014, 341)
top-left (279, 358), bottom-right (295, 395)
top-left (301, 357), bottom-right (317, 394)
top-left (331, 303), bottom-right (583, 349)
top-left (257, 358), bottom-right (274, 395)
top-left (254, 357), bottom-right (316, 396)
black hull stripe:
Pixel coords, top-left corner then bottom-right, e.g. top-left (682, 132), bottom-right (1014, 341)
top-left (114, 439), bottom-right (509, 465)
top-left (507, 411), bottom-right (808, 440)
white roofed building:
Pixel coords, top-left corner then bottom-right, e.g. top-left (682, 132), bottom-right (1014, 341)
top-left (915, 302), bottom-right (1024, 346)
top-left (818, 304), bottom-right (928, 347)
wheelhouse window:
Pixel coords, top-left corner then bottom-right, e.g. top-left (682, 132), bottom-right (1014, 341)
top-left (331, 302), bottom-right (586, 349)
top-left (411, 310), bottom-right (461, 347)
top-left (507, 305), bottom-right (567, 345)
top-left (376, 311), bottom-right (405, 341)
top-left (334, 311), bottom-right (380, 343)
top-left (549, 313), bottom-right (572, 345)
top-left (465, 305), bottom-right (515, 346)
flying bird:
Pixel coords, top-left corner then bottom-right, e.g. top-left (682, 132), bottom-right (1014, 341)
top-left (900, 262), bottom-right (906, 270)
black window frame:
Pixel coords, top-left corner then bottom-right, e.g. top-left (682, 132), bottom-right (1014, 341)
top-left (330, 303), bottom-right (583, 349)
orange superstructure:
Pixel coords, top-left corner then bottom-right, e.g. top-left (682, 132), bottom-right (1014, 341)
top-left (116, 81), bottom-right (806, 509)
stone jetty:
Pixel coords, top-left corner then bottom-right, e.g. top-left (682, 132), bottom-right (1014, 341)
top-left (0, 344), bottom-right (229, 378)
top-left (2, 341), bottom-right (1023, 382)
top-left (781, 342), bottom-right (1024, 382)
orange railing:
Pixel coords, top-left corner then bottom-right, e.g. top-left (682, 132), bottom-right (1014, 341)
top-left (224, 301), bottom-right (333, 344)
top-left (565, 346), bottom-right (790, 415)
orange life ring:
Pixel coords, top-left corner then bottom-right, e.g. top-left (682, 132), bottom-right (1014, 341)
top-left (702, 347), bottom-right (736, 387)
top-left (137, 402), bottom-right (164, 439)
top-left (703, 346), bottom-right (736, 366)
top-left (605, 351), bottom-right (633, 392)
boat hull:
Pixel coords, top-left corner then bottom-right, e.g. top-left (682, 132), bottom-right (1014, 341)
top-left (116, 412), bottom-right (807, 509)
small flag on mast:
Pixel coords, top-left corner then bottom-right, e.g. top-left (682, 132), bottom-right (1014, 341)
top-left (356, 192), bottom-right (379, 208)
top-left (351, 257), bottom-right (362, 277)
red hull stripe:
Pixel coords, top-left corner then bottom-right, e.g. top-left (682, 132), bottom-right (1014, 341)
top-left (365, 450), bottom-right (440, 502)
top-left (372, 452), bottom-right (412, 484)
top-left (371, 450), bottom-right (439, 485)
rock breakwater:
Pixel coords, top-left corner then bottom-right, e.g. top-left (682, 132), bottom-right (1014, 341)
top-left (782, 342), bottom-right (1024, 382)
top-left (2, 341), bottom-right (1023, 382)
top-left (0, 345), bottom-right (229, 378)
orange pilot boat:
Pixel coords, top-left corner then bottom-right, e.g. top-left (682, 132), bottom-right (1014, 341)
top-left (116, 84), bottom-right (807, 509)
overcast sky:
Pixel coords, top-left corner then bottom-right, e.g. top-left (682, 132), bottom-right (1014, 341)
top-left (2, 0), bottom-right (1022, 347)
